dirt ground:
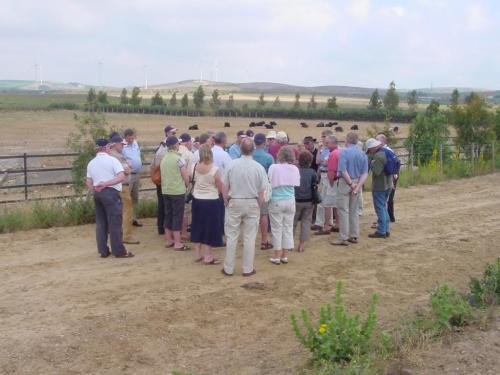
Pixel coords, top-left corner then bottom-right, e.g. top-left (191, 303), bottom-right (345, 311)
top-left (0, 110), bottom-right (409, 154)
top-left (1, 173), bottom-right (499, 375)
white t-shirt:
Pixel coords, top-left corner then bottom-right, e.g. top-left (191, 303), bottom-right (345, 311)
top-left (86, 152), bottom-right (125, 192)
top-left (212, 145), bottom-right (232, 173)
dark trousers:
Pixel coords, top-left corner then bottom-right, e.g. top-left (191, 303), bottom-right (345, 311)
top-left (387, 177), bottom-right (398, 222)
top-left (156, 184), bottom-right (165, 234)
top-left (94, 188), bottom-right (126, 256)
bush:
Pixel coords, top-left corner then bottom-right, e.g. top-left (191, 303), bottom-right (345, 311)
top-left (469, 259), bottom-right (500, 307)
top-left (430, 284), bottom-right (471, 330)
top-left (291, 281), bottom-right (386, 366)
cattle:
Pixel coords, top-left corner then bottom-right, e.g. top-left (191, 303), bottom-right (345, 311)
top-left (350, 124), bottom-right (359, 130)
top-left (269, 121), bottom-right (277, 126)
top-left (334, 126), bottom-right (344, 132)
top-left (332, 121), bottom-right (338, 125)
top-left (224, 122), bottom-right (230, 128)
top-left (301, 123), bottom-right (309, 128)
top-left (249, 122), bottom-right (257, 127)
top-left (390, 126), bottom-right (399, 133)
top-left (325, 122), bottom-right (333, 127)
top-left (265, 124), bottom-right (274, 129)
top-left (256, 121), bottom-right (265, 126)
top-left (316, 123), bottom-right (325, 128)
top-left (189, 124), bottom-right (199, 130)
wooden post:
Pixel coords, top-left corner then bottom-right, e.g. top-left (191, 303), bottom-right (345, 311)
top-left (23, 153), bottom-right (28, 200)
top-left (492, 142), bottom-right (496, 172)
top-left (439, 144), bottom-right (443, 172)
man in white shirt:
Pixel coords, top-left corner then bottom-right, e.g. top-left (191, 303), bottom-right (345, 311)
top-left (86, 139), bottom-right (134, 258)
top-left (122, 128), bottom-right (143, 227)
top-left (212, 132), bottom-right (232, 173)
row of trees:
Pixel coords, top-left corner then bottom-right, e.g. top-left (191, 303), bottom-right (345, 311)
top-left (405, 89), bottom-right (500, 164)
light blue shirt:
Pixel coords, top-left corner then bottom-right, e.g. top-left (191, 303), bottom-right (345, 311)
top-left (271, 186), bottom-right (295, 201)
top-left (338, 144), bottom-right (368, 180)
top-left (318, 147), bottom-right (330, 172)
top-left (122, 140), bottom-right (142, 173)
top-left (228, 143), bottom-right (241, 159)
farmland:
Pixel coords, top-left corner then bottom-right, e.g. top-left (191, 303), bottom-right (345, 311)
top-left (1, 173), bottom-right (499, 374)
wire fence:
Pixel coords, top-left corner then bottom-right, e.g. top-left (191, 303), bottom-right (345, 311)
top-left (0, 142), bottom-right (497, 205)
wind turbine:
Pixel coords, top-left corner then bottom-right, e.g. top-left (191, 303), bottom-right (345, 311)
top-left (97, 60), bottom-right (103, 88)
top-left (143, 65), bottom-right (148, 90)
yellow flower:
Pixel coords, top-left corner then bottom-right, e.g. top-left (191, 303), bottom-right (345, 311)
top-left (318, 324), bottom-right (328, 334)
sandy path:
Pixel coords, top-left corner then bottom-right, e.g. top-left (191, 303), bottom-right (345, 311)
top-left (1, 174), bottom-right (499, 374)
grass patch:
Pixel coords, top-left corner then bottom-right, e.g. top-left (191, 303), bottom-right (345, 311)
top-left (0, 197), bottom-right (157, 234)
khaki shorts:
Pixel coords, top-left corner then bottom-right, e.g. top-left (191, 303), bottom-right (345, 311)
top-left (322, 180), bottom-right (338, 208)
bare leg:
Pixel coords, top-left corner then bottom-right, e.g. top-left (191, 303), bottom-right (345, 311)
top-left (173, 231), bottom-right (183, 248)
top-left (194, 242), bottom-right (202, 260)
top-left (298, 241), bottom-right (305, 252)
top-left (165, 229), bottom-right (174, 246)
top-left (260, 215), bottom-right (269, 245)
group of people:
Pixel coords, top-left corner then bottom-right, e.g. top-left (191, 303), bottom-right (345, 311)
top-left (85, 123), bottom-right (398, 275)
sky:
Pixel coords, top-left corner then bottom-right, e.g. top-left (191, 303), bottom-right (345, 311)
top-left (1, 0), bottom-right (499, 90)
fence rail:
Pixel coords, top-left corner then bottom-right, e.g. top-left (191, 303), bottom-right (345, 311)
top-left (0, 142), bottom-right (496, 205)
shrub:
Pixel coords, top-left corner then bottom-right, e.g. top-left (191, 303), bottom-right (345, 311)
top-left (291, 281), bottom-right (384, 365)
top-left (430, 284), bottom-right (471, 330)
top-left (469, 259), bottom-right (500, 307)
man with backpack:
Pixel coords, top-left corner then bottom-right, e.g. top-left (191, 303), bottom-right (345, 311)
top-left (365, 138), bottom-right (393, 239)
top-left (376, 133), bottom-right (398, 222)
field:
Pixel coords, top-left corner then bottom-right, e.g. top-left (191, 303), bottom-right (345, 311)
top-left (1, 173), bottom-right (500, 374)
top-left (0, 110), bottom-right (409, 155)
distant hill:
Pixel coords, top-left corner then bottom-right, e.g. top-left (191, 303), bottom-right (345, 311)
top-left (0, 79), bottom-right (497, 102)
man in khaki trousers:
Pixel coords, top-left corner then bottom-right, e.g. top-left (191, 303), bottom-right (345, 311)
top-left (110, 134), bottom-right (140, 244)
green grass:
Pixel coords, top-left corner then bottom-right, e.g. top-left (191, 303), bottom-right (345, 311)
top-left (0, 93), bottom-right (87, 110)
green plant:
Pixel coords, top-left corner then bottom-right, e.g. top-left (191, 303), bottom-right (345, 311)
top-left (430, 284), bottom-right (471, 330)
top-left (469, 259), bottom-right (500, 307)
top-left (291, 281), bottom-right (381, 365)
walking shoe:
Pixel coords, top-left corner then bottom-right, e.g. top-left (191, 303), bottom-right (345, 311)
top-left (310, 225), bottom-right (322, 231)
top-left (386, 232), bottom-right (391, 238)
top-left (280, 257), bottom-right (288, 264)
top-left (221, 269), bottom-right (233, 277)
top-left (330, 240), bottom-right (349, 246)
top-left (368, 232), bottom-right (387, 238)
top-left (243, 269), bottom-right (257, 277)
top-left (132, 220), bottom-right (143, 227)
top-left (347, 237), bottom-right (358, 244)
top-left (269, 258), bottom-right (281, 265)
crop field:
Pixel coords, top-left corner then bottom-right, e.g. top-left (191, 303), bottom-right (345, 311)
top-left (1, 173), bottom-right (500, 374)
top-left (0, 110), bottom-right (409, 154)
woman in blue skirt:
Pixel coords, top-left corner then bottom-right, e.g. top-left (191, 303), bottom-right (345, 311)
top-left (191, 144), bottom-right (225, 264)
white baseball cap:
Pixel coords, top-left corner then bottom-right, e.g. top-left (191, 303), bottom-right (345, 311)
top-left (266, 130), bottom-right (277, 139)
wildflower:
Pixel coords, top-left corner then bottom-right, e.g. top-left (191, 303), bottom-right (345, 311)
top-left (318, 324), bottom-right (328, 334)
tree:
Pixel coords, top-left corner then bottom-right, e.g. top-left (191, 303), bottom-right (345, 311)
top-left (225, 94), bottom-right (234, 109)
top-left (130, 87), bottom-right (142, 106)
top-left (273, 96), bottom-right (281, 107)
top-left (407, 90), bottom-right (418, 112)
top-left (383, 81), bottom-right (400, 111)
top-left (257, 93), bottom-right (266, 107)
top-left (404, 102), bottom-right (450, 164)
top-left (96, 90), bottom-right (108, 105)
top-left (86, 88), bottom-right (97, 105)
top-left (193, 85), bottom-right (205, 109)
top-left (181, 93), bottom-right (189, 108)
top-left (170, 92), bottom-right (177, 106)
top-left (494, 109), bottom-right (500, 141)
top-left (453, 93), bottom-right (495, 151)
top-left (326, 96), bottom-right (338, 110)
top-left (368, 89), bottom-right (382, 110)
top-left (210, 89), bottom-right (222, 108)
top-left (449, 89), bottom-right (460, 110)
top-left (293, 92), bottom-right (301, 109)
top-left (120, 88), bottom-right (128, 105)
top-left (308, 94), bottom-right (317, 109)
top-left (151, 92), bottom-right (164, 106)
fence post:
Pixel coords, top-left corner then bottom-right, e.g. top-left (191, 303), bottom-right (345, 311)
top-left (410, 144), bottom-right (414, 183)
top-left (471, 143), bottom-right (475, 175)
top-left (493, 142), bottom-right (496, 172)
top-left (23, 153), bottom-right (28, 200)
top-left (439, 144), bottom-right (443, 172)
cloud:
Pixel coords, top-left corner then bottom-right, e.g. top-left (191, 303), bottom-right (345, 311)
top-left (466, 3), bottom-right (488, 31)
top-left (348, 0), bottom-right (371, 20)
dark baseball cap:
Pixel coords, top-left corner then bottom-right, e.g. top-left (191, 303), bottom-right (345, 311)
top-left (96, 138), bottom-right (109, 147)
top-left (303, 136), bottom-right (317, 143)
top-left (246, 129), bottom-right (255, 138)
top-left (179, 133), bottom-right (191, 142)
top-left (165, 136), bottom-right (179, 147)
top-left (164, 125), bottom-right (178, 134)
top-left (109, 134), bottom-right (124, 144)
top-left (254, 133), bottom-right (266, 145)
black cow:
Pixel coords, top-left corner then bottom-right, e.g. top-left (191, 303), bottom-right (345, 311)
top-left (301, 123), bottom-right (309, 128)
top-left (256, 121), bottom-right (265, 126)
top-left (269, 121), bottom-right (277, 126)
top-left (249, 122), bottom-right (257, 127)
top-left (391, 126), bottom-right (399, 133)
top-left (265, 124), bottom-right (274, 129)
top-left (325, 122), bottom-right (333, 127)
top-left (189, 124), bottom-right (199, 130)
top-left (334, 126), bottom-right (343, 132)
top-left (350, 124), bottom-right (359, 130)
top-left (316, 123), bottom-right (325, 128)
top-left (332, 121), bottom-right (338, 125)
top-left (224, 122), bottom-right (230, 128)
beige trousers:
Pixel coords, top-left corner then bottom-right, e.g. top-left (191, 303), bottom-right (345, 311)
top-left (129, 173), bottom-right (141, 220)
top-left (120, 185), bottom-right (136, 242)
top-left (269, 198), bottom-right (296, 250)
top-left (223, 199), bottom-right (260, 274)
top-left (336, 179), bottom-right (361, 241)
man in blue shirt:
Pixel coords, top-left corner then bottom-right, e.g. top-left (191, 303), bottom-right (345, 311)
top-left (331, 132), bottom-right (368, 246)
top-left (252, 133), bottom-right (274, 250)
top-left (228, 130), bottom-right (247, 159)
top-left (122, 128), bottom-right (143, 227)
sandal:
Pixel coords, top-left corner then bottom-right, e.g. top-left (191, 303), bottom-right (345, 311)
top-left (260, 242), bottom-right (273, 250)
top-left (269, 258), bottom-right (281, 265)
top-left (315, 229), bottom-right (332, 235)
top-left (174, 244), bottom-right (190, 251)
top-left (115, 251), bottom-right (135, 258)
top-left (204, 259), bottom-right (221, 265)
top-left (165, 242), bottom-right (175, 248)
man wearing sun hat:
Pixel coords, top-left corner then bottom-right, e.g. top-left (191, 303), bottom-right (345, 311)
top-left (268, 131), bottom-right (288, 160)
top-left (228, 130), bottom-right (247, 159)
top-left (86, 138), bottom-right (134, 258)
top-left (265, 131), bottom-right (276, 153)
top-left (365, 137), bottom-right (392, 239)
